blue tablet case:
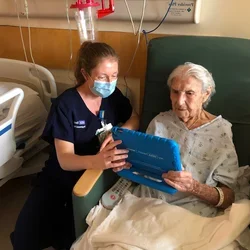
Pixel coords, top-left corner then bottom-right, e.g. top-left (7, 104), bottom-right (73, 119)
top-left (112, 127), bottom-right (182, 194)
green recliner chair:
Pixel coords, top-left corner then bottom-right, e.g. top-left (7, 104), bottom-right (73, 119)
top-left (72, 36), bottom-right (250, 238)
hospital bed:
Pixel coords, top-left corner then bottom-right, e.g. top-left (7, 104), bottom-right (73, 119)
top-left (71, 35), bottom-right (250, 239)
top-left (0, 58), bottom-right (57, 187)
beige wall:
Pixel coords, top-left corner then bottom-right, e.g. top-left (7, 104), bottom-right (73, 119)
top-left (141, 0), bottom-right (250, 38)
top-left (1, 0), bottom-right (250, 39)
top-left (100, 0), bottom-right (250, 39)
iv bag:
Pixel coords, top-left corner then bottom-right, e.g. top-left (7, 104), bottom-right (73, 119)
top-left (74, 7), bottom-right (98, 43)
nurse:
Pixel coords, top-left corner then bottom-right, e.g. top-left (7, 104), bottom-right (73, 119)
top-left (11, 41), bottom-right (139, 250)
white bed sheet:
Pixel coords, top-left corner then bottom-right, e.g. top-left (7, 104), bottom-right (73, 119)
top-left (72, 166), bottom-right (250, 250)
top-left (72, 195), bottom-right (250, 250)
top-left (0, 82), bottom-right (48, 143)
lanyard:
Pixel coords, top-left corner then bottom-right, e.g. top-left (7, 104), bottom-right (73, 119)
top-left (99, 110), bottom-right (106, 127)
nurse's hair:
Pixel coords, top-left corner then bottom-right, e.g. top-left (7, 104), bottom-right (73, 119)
top-left (75, 41), bottom-right (119, 85)
top-left (167, 62), bottom-right (216, 108)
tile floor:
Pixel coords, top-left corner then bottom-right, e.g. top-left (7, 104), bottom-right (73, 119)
top-left (0, 175), bottom-right (33, 250)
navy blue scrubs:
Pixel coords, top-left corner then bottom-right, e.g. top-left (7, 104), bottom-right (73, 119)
top-left (11, 87), bottom-right (132, 250)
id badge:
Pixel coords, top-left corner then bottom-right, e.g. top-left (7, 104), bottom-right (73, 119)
top-left (96, 123), bottom-right (113, 144)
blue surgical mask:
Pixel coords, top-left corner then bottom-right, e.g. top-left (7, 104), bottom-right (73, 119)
top-left (90, 79), bottom-right (117, 98)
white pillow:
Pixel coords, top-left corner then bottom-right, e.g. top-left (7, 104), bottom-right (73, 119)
top-left (0, 82), bottom-right (38, 115)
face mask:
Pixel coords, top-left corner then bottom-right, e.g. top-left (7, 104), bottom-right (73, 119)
top-left (90, 79), bottom-right (117, 98)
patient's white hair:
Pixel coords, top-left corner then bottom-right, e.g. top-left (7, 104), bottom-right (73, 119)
top-left (167, 62), bottom-right (216, 108)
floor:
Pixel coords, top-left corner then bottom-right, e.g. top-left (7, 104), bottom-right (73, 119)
top-left (0, 150), bottom-right (51, 250)
top-left (0, 175), bottom-right (33, 250)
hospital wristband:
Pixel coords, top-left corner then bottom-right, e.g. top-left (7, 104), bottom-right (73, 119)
top-left (214, 187), bottom-right (224, 207)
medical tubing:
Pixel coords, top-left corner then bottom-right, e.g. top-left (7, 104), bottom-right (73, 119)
top-left (142, 0), bottom-right (174, 44)
top-left (24, 0), bottom-right (45, 101)
top-left (14, 0), bottom-right (28, 62)
top-left (123, 0), bottom-right (147, 96)
top-left (65, 0), bottom-right (75, 82)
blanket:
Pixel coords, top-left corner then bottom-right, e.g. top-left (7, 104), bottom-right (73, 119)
top-left (71, 194), bottom-right (250, 250)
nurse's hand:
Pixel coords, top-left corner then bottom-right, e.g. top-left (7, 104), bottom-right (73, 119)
top-left (112, 162), bottom-right (131, 172)
top-left (95, 140), bottom-right (129, 170)
top-left (100, 133), bottom-right (114, 152)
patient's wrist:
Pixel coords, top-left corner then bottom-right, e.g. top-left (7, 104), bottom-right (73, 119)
top-left (188, 180), bottom-right (220, 207)
top-left (189, 179), bottom-right (201, 195)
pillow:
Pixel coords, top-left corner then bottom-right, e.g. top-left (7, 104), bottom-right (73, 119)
top-left (0, 82), bottom-right (38, 115)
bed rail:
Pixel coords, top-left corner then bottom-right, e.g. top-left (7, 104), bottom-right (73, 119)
top-left (0, 58), bottom-right (57, 111)
top-left (0, 88), bottom-right (24, 168)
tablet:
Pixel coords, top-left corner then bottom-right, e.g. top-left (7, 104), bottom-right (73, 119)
top-left (112, 127), bottom-right (182, 194)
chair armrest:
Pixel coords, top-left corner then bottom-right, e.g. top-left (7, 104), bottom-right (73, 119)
top-left (73, 169), bottom-right (103, 197)
top-left (72, 169), bottom-right (118, 237)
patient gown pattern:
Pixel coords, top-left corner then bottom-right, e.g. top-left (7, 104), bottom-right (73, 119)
top-left (133, 110), bottom-right (239, 217)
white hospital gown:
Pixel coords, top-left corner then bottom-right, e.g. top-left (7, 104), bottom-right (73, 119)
top-left (133, 110), bottom-right (239, 217)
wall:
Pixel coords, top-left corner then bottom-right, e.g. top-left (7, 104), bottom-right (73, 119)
top-left (0, 27), bottom-right (151, 109)
top-left (0, 0), bottom-right (250, 108)
top-left (0, 27), bottom-right (151, 78)
top-left (1, 0), bottom-right (250, 38)
top-left (0, 0), bottom-right (201, 23)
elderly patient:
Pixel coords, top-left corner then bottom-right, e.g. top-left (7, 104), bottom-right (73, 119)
top-left (133, 62), bottom-right (239, 217)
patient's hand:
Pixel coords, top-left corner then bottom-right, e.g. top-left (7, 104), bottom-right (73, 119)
top-left (162, 171), bottom-right (195, 193)
top-left (100, 133), bottom-right (114, 151)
